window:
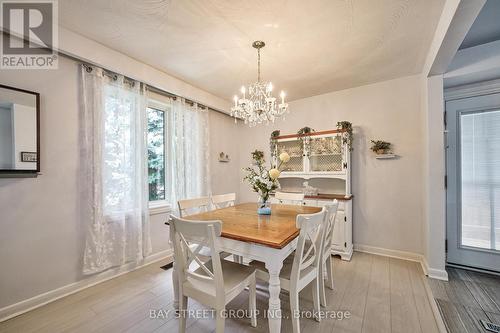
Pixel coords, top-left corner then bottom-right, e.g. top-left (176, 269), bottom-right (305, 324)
top-left (147, 106), bottom-right (166, 202)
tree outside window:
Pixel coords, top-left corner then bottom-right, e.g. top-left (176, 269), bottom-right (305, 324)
top-left (147, 107), bottom-right (166, 201)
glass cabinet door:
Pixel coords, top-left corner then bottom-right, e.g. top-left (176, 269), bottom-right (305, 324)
top-left (308, 135), bottom-right (343, 172)
top-left (277, 139), bottom-right (304, 172)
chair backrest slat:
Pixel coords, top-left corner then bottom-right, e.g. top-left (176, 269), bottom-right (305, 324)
top-left (170, 215), bottom-right (224, 293)
top-left (322, 201), bottom-right (339, 258)
top-left (275, 191), bottom-right (305, 205)
top-left (290, 208), bottom-right (326, 283)
top-left (178, 233), bottom-right (215, 281)
top-left (178, 196), bottom-right (211, 217)
top-left (211, 193), bottom-right (236, 209)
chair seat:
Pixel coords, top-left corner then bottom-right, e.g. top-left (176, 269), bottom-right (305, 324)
top-left (249, 254), bottom-right (317, 290)
top-left (184, 259), bottom-right (255, 298)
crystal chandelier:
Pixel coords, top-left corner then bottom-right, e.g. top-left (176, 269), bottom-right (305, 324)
top-left (231, 41), bottom-right (289, 127)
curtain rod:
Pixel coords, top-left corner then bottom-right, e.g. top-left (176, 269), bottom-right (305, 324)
top-left (147, 85), bottom-right (214, 111)
top-left (61, 50), bottom-right (232, 117)
top-left (1, 30), bottom-right (233, 117)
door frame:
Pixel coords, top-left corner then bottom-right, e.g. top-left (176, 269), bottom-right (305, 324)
top-left (445, 82), bottom-right (500, 272)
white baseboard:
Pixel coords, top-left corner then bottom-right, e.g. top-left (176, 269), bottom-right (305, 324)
top-left (0, 249), bottom-right (173, 322)
top-left (353, 244), bottom-right (448, 281)
top-left (354, 244), bottom-right (423, 262)
top-left (421, 257), bottom-right (449, 281)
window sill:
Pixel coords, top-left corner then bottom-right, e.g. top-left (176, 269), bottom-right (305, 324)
top-left (149, 202), bottom-right (172, 216)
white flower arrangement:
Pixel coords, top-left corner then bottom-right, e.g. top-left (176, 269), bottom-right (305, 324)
top-left (243, 150), bottom-right (290, 203)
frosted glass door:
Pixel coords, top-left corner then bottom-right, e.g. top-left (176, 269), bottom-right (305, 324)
top-left (277, 139), bottom-right (303, 172)
top-left (446, 93), bottom-right (500, 272)
top-left (309, 135), bottom-right (343, 172)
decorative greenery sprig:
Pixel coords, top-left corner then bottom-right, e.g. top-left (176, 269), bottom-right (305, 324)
top-left (243, 150), bottom-right (290, 203)
top-left (336, 121), bottom-right (354, 151)
top-left (270, 130), bottom-right (280, 159)
top-left (296, 127), bottom-right (314, 155)
top-left (297, 126), bottom-right (314, 136)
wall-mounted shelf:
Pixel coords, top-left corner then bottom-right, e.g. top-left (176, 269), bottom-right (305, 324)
top-left (279, 172), bottom-right (347, 180)
top-left (304, 193), bottom-right (354, 201)
top-left (0, 172), bottom-right (38, 178)
top-left (375, 154), bottom-right (397, 159)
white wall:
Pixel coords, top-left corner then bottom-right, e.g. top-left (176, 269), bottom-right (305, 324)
top-left (0, 57), bottom-right (85, 310)
top-left (209, 111), bottom-right (241, 196)
top-left (418, 0), bottom-right (478, 281)
top-left (421, 75), bottom-right (447, 280)
top-left (237, 75), bottom-right (426, 255)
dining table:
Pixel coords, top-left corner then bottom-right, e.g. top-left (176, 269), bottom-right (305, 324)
top-left (168, 202), bottom-right (322, 333)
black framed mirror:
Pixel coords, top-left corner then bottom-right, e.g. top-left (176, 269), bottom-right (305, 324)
top-left (0, 84), bottom-right (40, 177)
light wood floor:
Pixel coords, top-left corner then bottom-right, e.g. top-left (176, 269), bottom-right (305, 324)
top-left (428, 267), bottom-right (500, 333)
top-left (0, 252), bottom-right (439, 333)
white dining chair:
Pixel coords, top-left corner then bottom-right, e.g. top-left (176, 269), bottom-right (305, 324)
top-left (178, 196), bottom-right (211, 217)
top-left (319, 200), bottom-right (339, 307)
top-left (275, 191), bottom-right (305, 205)
top-left (250, 208), bottom-right (326, 333)
top-left (211, 193), bottom-right (243, 263)
top-left (211, 193), bottom-right (236, 209)
top-left (170, 215), bottom-right (257, 333)
top-left (177, 197), bottom-right (232, 261)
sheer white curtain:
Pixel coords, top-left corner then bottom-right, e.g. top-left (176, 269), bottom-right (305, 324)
top-left (168, 98), bottom-right (211, 213)
top-left (80, 65), bottom-right (151, 275)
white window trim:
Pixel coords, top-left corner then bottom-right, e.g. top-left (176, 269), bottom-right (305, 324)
top-left (147, 97), bottom-right (172, 213)
top-left (149, 200), bottom-right (172, 215)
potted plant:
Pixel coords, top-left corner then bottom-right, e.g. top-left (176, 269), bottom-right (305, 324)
top-left (243, 150), bottom-right (290, 215)
top-left (336, 121), bottom-right (353, 151)
top-left (370, 140), bottom-right (392, 155)
top-left (269, 130), bottom-right (280, 159)
top-left (296, 127), bottom-right (314, 155)
top-left (297, 126), bottom-right (314, 136)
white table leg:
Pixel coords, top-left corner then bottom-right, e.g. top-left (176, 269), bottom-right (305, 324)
top-left (265, 259), bottom-right (284, 333)
top-left (172, 260), bottom-right (179, 310)
top-left (168, 225), bottom-right (179, 311)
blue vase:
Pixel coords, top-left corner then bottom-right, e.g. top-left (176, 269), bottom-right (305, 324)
top-left (257, 198), bottom-right (271, 215)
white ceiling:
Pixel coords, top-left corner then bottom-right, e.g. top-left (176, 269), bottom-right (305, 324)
top-left (59, 0), bottom-right (445, 101)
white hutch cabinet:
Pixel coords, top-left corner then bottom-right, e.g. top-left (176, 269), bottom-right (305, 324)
top-left (271, 129), bottom-right (353, 260)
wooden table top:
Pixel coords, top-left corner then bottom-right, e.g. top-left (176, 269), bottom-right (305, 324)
top-left (183, 203), bottom-right (322, 249)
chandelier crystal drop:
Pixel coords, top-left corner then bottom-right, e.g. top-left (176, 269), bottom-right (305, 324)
top-left (231, 41), bottom-right (289, 127)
